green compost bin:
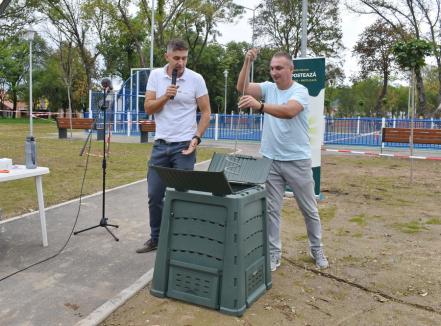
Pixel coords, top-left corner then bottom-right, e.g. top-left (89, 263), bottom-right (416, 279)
top-left (150, 153), bottom-right (273, 316)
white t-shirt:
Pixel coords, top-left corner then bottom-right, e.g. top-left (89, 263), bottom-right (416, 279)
top-left (146, 65), bottom-right (208, 142)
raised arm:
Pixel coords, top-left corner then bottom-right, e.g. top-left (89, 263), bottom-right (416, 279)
top-left (236, 48), bottom-right (261, 99)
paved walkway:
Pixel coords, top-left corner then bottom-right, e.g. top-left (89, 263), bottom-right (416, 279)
top-left (0, 139), bottom-right (260, 326)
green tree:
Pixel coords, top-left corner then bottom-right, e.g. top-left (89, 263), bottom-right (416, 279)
top-left (0, 0), bottom-right (38, 38)
top-left (348, 0), bottom-right (440, 115)
top-left (392, 38), bottom-right (432, 116)
top-left (254, 0), bottom-right (343, 59)
top-left (38, 0), bottom-right (101, 91)
top-left (0, 34), bottom-right (46, 118)
top-left (0, 37), bottom-right (27, 117)
top-left (353, 21), bottom-right (401, 116)
top-left (179, 1), bottom-right (241, 69)
top-left (83, 0), bottom-right (149, 75)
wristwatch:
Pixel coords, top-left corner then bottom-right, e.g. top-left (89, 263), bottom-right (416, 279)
top-left (192, 135), bottom-right (201, 145)
top-left (259, 101), bottom-right (265, 112)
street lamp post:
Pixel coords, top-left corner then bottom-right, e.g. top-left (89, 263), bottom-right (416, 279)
top-left (224, 69), bottom-right (228, 115)
top-left (24, 28), bottom-right (37, 169)
top-left (301, 0), bottom-right (308, 57)
top-left (150, 0), bottom-right (155, 69)
top-left (25, 29), bottom-right (36, 136)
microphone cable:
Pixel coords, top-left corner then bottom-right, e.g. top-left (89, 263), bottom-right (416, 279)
top-left (0, 134), bottom-right (93, 282)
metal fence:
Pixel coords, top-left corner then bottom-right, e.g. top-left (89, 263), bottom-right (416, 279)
top-left (325, 117), bottom-right (441, 150)
top-left (86, 95), bottom-right (441, 150)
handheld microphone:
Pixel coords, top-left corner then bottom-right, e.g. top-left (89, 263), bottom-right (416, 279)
top-left (101, 78), bottom-right (113, 91)
top-left (170, 68), bottom-right (178, 100)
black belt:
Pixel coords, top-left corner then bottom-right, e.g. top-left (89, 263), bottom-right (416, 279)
top-left (155, 139), bottom-right (189, 145)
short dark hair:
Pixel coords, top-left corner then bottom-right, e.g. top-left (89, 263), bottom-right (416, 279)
top-left (167, 39), bottom-right (188, 52)
top-left (272, 51), bottom-right (294, 68)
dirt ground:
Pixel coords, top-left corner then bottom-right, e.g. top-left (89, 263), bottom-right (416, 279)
top-left (101, 153), bottom-right (441, 326)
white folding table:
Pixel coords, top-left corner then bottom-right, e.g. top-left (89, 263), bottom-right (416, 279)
top-left (0, 165), bottom-right (50, 246)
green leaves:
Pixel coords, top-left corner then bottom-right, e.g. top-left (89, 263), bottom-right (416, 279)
top-left (392, 39), bottom-right (433, 70)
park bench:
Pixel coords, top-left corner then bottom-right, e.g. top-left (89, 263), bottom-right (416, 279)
top-left (382, 127), bottom-right (441, 149)
top-left (56, 117), bottom-right (95, 139)
top-left (139, 120), bottom-right (156, 143)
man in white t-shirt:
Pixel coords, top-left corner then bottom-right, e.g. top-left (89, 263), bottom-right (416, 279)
top-left (236, 49), bottom-right (329, 271)
top-left (136, 39), bottom-right (211, 253)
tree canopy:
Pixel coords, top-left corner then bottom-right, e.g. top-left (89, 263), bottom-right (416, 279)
top-left (0, 0), bottom-right (440, 117)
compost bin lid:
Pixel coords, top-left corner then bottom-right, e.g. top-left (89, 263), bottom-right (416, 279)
top-left (151, 153), bottom-right (272, 196)
top-left (207, 153), bottom-right (272, 185)
top-left (152, 166), bottom-right (234, 196)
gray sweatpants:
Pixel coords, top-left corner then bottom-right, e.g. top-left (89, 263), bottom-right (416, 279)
top-left (265, 159), bottom-right (323, 258)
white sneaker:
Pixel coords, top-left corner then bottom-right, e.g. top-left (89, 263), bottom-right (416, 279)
top-left (309, 247), bottom-right (329, 269)
top-left (270, 254), bottom-right (281, 272)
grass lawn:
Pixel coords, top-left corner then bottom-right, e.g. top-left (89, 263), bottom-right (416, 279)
top-left (0, 118), bottom-right (227, 218)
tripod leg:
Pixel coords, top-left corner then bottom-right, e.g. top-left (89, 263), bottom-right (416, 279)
top-left (79, 128), bottom-right (93, 156)
top-left (104, 226), bottom-right (119, 241)
top-left (74, 224), bottom-right (101, 235)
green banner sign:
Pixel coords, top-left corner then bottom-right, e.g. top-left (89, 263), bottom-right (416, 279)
top-left (293, 57), bottom-right (326, 197)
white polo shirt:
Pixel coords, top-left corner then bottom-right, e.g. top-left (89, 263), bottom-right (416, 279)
top-left (146, 65), bottom-right (208, 142)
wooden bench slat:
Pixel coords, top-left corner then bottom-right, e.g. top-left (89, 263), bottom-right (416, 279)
top-left (56, 118), bottom-right (95, 139)
top-left (139, 120), bottom-right (156, 132)
top-left (382, 127), bottom-right (441, 145)
top-left (56, 118), bottom-right (95, 129)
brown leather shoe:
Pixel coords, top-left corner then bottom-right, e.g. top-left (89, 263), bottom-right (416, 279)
top-left (136, 239), bottom-right (158, 253)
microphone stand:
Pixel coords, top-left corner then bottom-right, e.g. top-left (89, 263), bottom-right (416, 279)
top-left (74, 86), bottom-right (119, 241)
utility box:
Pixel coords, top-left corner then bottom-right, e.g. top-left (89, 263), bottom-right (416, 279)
top-left (150, 153), bottom-right (272, 316)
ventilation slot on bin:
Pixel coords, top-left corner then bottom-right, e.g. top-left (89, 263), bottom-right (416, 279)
top-left (167, 260), bottom-right (220, 309)
top-left (245, 258), bottom-right (266, 306)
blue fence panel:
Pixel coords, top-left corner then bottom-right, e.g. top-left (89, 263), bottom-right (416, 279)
top-left (324, 117), bottom-right (441, 150)
top-left (324, 117), bottom-right (382, 146)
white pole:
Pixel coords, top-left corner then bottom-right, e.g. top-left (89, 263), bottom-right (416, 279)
top-left (224, 69), bottom-right (228, 115)
top-left (410, 69), bottom-right (415, 182)
top-left (29, 38), bottom-right (33, 136)
top-left (251, 9), bottom-right (256, 82)
top-left (230, 111), bottom-right (233, 130)
top-left (301, 0), bottom-right (307, 57)
top-left (150, 0), bottom-right (155, 69)
top-left (214, 114), bottom-right (219, 140)
top-left (113, 92), bottom-right (118, 132)
top-left (88, 89), bottom-right (92, 117)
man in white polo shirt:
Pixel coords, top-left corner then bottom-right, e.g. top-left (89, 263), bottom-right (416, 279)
top-left (136, 39), bottom-right (211, 253)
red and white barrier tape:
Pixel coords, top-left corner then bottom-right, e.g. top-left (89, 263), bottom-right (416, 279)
top-left (322, 148), bottom-right (441, 161)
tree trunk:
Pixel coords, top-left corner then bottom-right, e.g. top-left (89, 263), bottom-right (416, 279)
top-left (415, 67), bottom-right (426, 117)
top-left (12, 89), bottom-right (17, 119)
top-left (436, 56), bottom-right (441, 116)
top-left (374, 70), bottom-right (389, 116)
